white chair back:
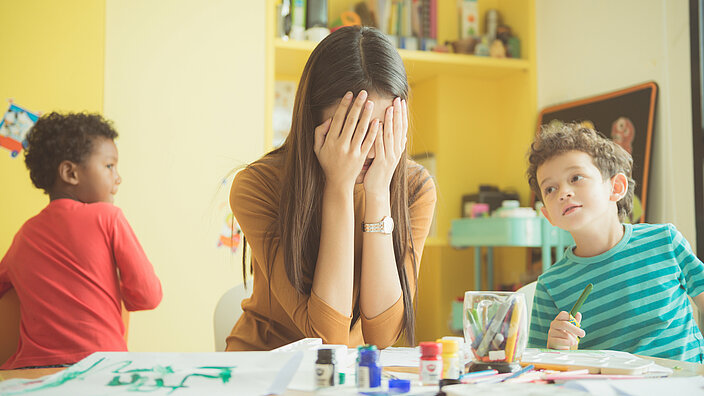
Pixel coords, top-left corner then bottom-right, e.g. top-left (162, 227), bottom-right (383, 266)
top-left (516, 281), bottom-right (537, 325)
top-left (213, 280), bottom-right (253, 351)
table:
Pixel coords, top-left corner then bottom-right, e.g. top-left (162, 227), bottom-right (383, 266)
top-left (450, 217), bottom-right (573, 291)
top-left (1, 355), bottom-right (702, 395)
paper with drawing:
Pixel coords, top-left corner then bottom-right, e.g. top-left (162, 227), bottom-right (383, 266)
top-left (0, 351), bottom-right (303, 395)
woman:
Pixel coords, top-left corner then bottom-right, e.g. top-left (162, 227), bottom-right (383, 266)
top-left (226, 26), bottom-right (436, 350)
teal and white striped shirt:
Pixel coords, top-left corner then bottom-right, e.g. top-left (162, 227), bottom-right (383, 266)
top-left (528, 223), bottom-right (704, 363)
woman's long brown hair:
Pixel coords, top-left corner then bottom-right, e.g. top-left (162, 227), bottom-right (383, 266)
top-left (243, 26), bottom-right (427, 344)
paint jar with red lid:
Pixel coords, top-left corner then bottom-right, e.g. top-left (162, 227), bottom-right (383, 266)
top-left (419, 341), bottom-right (443, 385)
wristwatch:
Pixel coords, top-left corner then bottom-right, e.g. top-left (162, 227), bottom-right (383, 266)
top-left (362, 216), bottom-right (394, 234)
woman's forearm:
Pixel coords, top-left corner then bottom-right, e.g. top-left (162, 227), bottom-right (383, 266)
top-left (312, 184), bottom-right (355, 317)
top-left (360, 191), bottom-right (403, 318)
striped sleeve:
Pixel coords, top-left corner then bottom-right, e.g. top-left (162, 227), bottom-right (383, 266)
top-left (528, 279), bottom-right (556, 348)
top-left (669, 224), bottom-right (704, 297)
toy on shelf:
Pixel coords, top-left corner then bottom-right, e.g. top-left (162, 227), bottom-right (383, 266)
top-left (330, 11), bottom-right (361, 33)
top-left (449, 8), bottom-right (521, 58)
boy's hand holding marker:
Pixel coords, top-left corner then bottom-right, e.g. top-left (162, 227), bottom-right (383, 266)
top-left (548, 311), bottom-right (584, 350)
top-left (547, 284), bottom-right (592, 350)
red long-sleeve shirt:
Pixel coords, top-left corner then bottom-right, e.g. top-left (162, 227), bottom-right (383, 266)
top-left (0, 199), bottom-right (162, 369)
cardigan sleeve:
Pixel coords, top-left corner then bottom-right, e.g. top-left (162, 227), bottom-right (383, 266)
top-left (360, 168), bottom-right (437, 348)
top-left (230, 164), bottom-right (353, 345)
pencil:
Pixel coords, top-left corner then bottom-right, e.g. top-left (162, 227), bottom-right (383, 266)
top-left (569, 283), bottom-right (593, 317)
top-left (502, 364), bottom-right (534, 382)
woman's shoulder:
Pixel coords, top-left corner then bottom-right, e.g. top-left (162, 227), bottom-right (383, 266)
top-left (405, 159), bottom-right (436, 200)
top-left (233, 151), bottom-right (285, 189)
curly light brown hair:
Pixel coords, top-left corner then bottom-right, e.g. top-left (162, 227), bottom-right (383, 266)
top-left (526, 122), bottom-right (635, 222)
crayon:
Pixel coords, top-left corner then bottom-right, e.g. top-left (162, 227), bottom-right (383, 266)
top-left (504, 299), bottom-right (523, 362)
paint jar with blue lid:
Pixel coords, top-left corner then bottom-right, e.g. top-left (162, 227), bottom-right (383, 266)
top-left (357, 348), bottom-right (381, 389)
top-left (388, 378), bottom-right (411, 393)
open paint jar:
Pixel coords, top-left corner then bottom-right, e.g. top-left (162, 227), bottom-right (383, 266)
top-left (463, 291), bottom-right (528, 373)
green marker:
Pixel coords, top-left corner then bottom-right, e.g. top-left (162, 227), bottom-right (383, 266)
top-left (570, 283), bottom-right (593, 317)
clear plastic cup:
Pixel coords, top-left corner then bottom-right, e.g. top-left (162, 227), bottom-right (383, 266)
top-left (463, 291), bottom-right (528, 372)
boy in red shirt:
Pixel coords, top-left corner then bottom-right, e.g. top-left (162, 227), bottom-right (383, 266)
top-left (0, 112), bottom-right (162, 369)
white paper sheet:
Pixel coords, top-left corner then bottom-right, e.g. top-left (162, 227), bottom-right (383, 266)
top-left (564, 376), bottom-right (704, 396)
top-left (379, 346), bottom-right (420, 367)
top-left (0, 351), bottom-right (303, 396)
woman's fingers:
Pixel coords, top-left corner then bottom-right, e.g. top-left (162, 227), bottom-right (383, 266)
top-left (313, 118), bottom-right (332, 156)
top-left (351, 99), bottom-right (374, 149)
top-left (392, 97), bottom-right (403, 151)
top-left (329, 91), bottom-right (354, 139)
top-left (383, 105), bottom-right (394, 154)
top-left (361, 120), bottom-right (379, 157)
top-left (400, 99), bottom-right (408, 152)
top-left (340, 90), bottom-right (368, 143)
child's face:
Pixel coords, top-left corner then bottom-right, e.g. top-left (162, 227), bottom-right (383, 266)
top-left (537, 150), bottom-right (620, 232)
top-left (75, 137), bottom-right (121, 203)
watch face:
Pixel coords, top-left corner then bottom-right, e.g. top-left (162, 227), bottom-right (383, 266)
top-left (383, 216), bottom-right (395, 233)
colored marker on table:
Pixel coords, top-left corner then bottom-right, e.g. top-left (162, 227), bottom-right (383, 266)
top-left (501, 364), bottom-right (534, 382)
top-left (459, 369), bottom-right (498, 382)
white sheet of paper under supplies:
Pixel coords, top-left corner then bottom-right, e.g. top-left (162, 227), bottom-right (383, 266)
top-left (564, 376), bottom-right (704, 396)
top-left (280, 342), bottom-right (353, 391)
top-left (379, 346), bottom-right (420, 367)
top-left (0, 351), bottom-right (304, 396)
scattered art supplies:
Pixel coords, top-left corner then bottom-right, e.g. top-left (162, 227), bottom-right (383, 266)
top-left (520, 349), bottom-right (674, 376)
top-left (463, 291), bottom-right (528, 372)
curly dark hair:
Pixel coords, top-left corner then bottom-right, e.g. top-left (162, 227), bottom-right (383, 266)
top-left (24, 112), bottom-right (118, 194)
top-left (526, 122), bottom-right (635, 222)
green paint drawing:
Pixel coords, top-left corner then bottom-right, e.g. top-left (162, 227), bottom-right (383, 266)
top-left (3, 358), bottom-right (106, 396)
top-left (106, 364), bottom-right (236, 394)
top-left (2, 359), bottom-right (236, 395)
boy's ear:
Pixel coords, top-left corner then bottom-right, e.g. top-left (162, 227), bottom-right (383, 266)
top-left (610, 173), bottom-right (628, 202)
top-left (57, 160), bottom-right (79, 186)
top-left (540, 206), bottom-right (554, 225)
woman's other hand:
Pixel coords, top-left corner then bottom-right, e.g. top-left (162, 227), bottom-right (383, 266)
top-left (363, 97), bottom-right (408, 197)
top-left (313, 90), bottom-right (378, 191)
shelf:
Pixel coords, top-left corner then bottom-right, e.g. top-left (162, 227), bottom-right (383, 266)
top-left (274, 38), bottom-right (531, 83)
top-left (424, 236), bottom-right (448, 247)
top-left (450, 217), bottom-right (573, 248)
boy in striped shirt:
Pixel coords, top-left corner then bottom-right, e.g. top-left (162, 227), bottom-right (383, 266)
top-left (525, 122), bottom-right (704, 362)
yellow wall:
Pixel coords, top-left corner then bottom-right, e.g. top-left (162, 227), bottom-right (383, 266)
top-left (0, 1), bottom-right (105, 264)
top-left (104, 0), bottom-right (266, 352)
